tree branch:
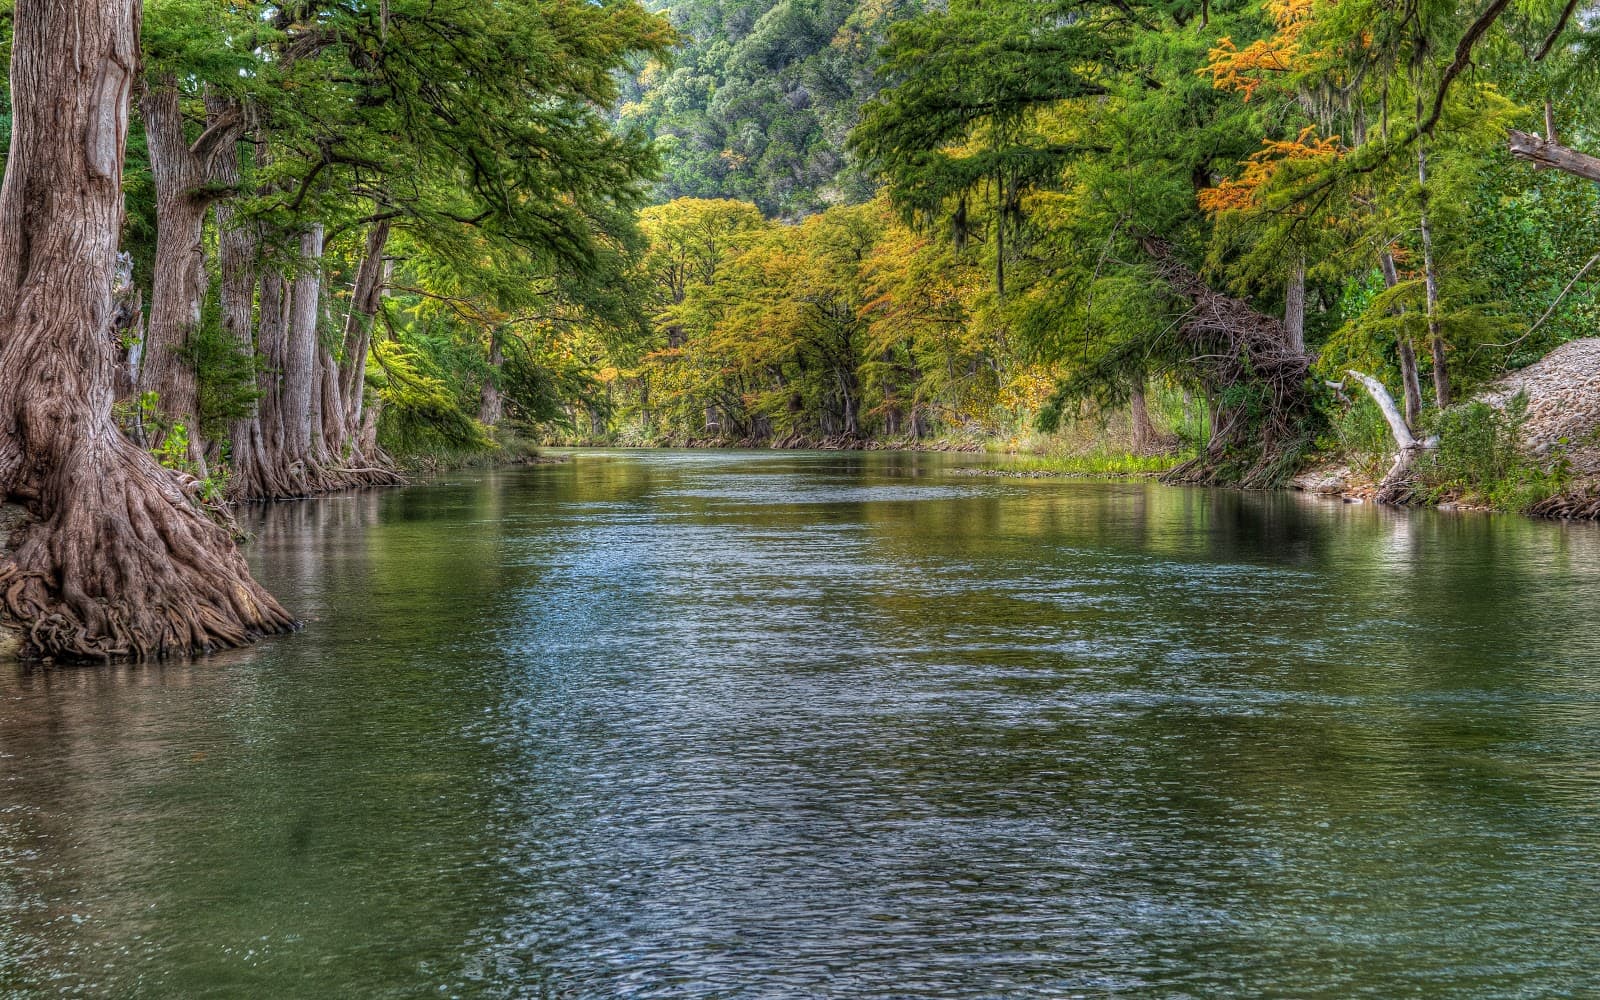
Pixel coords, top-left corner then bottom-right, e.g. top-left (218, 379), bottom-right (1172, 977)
top-left (1535, 0), bottom-right (1582, 60)
top-left (1346, 370), bottom-right (1417, 451)
top-left (189, 106), bottom-right (244, 166)
top-left (1420, 0), bottom-right (1514, 137)
top-left (1508, 129), bottom-right (1600, 182)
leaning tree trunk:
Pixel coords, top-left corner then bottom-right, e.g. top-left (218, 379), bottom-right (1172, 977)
top-left (139, 76), bottom-right (243, 473)
top-left (329, 221), bottom-right (402, 485)
top-left (340, 221), bottom-right (391, 440)
top-left (0, 0), bottom-right (294, 660)
top-left (1346, 370), bottom-right (1437, 504)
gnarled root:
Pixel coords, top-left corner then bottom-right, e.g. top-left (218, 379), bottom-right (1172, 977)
top-left (1529, 488), bottom-right (1600, 520)
top-left (227, 445), bottom-right (405, 503)
top-left (0, 439), bottom-right (297, 661)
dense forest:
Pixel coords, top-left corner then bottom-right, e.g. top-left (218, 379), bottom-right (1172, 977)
top-left (1, 0), bottom-right (1599, 659)
top-left (590, 0), bottom-right (1600, 501)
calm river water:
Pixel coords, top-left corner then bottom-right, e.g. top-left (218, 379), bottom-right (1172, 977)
top-left (3, 450), bottom-right (1600, 998)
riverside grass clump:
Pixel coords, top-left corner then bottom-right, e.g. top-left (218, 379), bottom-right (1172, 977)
top-left (997, 384), bottom-right (1203, 477)
top-left (1414, 395), bottom-right (1569, 512)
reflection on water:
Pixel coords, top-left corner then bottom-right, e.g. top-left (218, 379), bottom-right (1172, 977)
top-left (4, 450), bottom-right (1600, 998)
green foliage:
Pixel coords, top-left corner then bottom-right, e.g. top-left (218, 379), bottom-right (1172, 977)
top-left (1004, 451), bottom-right (1180, 478)
top-left (113, 392), bottom-right (228, 502)
top-left (622, 0), bottom-right (921, 216)
top-left (1324, 395), bottom-right (1399, 485)
top-left (1414, 395), bottom-right (1569, 511)
top-left (81, 0), bottom-right (1600, 500)
top-left (175, 292), bottom-right (259, 443)
top-left (154, 420), bottom-right (194, 475)
top-left (368, 340), bottom-right (494, 457)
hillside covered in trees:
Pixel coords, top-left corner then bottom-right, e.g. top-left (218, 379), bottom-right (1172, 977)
top-left (619, 0), bottom-right (924, 216)
top-left (4, 0), bottom-right (1600, 659)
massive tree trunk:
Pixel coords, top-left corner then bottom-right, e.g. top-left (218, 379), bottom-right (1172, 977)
top-left (139, 75), bottom-right (243, 471)
top-left (0, 0), bottom-right (294, 660)
top-left (286, 225), bottom-right (325, 466)
top-left (210, 100), bottom-right (273, 498)
top-left (220, 183), bottom-right (398, 497)
top-left (231, 264), bottom-right (294, 499)
top-left (232, 225), bottom-right (343, 499)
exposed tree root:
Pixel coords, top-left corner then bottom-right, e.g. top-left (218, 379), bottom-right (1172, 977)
top-left (0, 438), bottom-right (297, 661)
top-left (1528, 488), bottom-right (1600, 520)
top-left (227, 449), bottom-right (406, 503)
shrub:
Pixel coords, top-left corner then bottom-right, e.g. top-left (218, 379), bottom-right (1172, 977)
top-left (1414, 394), bottom-right (1568, 511)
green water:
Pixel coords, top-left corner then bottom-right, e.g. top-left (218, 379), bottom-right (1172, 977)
top-left (3, 450), bottom-right (1599, 998)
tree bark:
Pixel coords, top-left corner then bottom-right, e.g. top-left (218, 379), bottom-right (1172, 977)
top-left (1380, 250), bottom-right (1424, 430)
top-left (1129, 379), bottom-right (1156, 454)
top-left (479, 330), bottom-right (505, 427)
top-left (209, 99), bottom-right (271, 496)
top-left (286, 225), bottom-right (326, 466)
top-left (340, 220), bottom-right (391, 441)
top-left (139, 75), bottom-right (243, 471)
top-left (1346, 369), bottom-right (1438, 503)
top-left (1284, 257), bottom-right (1306, 354)
top-left (1507, 129), bottom-right (1600, 183)
top-left (236, 264), bottom-right (294, 498)
top-left (0, 0), bottom-right (294, 660)
top-left (1417, 137), bottom-right (1451, 407)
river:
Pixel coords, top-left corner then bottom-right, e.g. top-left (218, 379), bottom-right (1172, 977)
top-left (3, 450), bottom-right (1599, 997)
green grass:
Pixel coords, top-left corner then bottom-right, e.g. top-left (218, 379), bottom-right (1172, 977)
top-left (392, 428), bottom-right (550, 475)
top-left (999, 450), bottom-right (1184, 477)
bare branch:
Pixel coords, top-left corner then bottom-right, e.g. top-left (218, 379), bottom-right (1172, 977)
top-left (1508, 129), bottom-right (1600, 182)
top-left (1535, 0), bottom-right (1582, 60)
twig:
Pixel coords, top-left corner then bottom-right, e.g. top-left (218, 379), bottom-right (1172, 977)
top-left (1482, 251), bottom-right (1600, 352)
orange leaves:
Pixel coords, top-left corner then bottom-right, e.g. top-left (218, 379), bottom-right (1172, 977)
top-left (1203, 37), bottom-right (1299, 101)
top-left (1198, 126), bottom-right (1343, 215)
top-left (1201, 0), bottom-right (1319, 100)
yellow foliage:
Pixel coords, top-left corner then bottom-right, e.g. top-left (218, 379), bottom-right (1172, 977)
top-left (1201, 0), bottom-right (1318, 101)
top-left (1198, 126), bottom-right (1343, 215)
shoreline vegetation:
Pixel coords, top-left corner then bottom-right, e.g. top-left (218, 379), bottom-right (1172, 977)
top-left (5, 0), bottom-right (1600, 661)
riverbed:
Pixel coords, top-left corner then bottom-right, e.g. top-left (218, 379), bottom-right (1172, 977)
top-left (3, 450), bottom-right (1599, 997)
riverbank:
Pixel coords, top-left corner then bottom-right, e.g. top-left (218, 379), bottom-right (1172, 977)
top-left (1289, 339), bottom-right (1600, 519)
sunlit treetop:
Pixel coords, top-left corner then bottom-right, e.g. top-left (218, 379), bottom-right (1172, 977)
top-left (1201, 0), bottom-right (1318, 101)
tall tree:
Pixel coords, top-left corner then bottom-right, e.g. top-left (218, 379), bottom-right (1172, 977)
top-left (0, 0), bottom-right (293, 660)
